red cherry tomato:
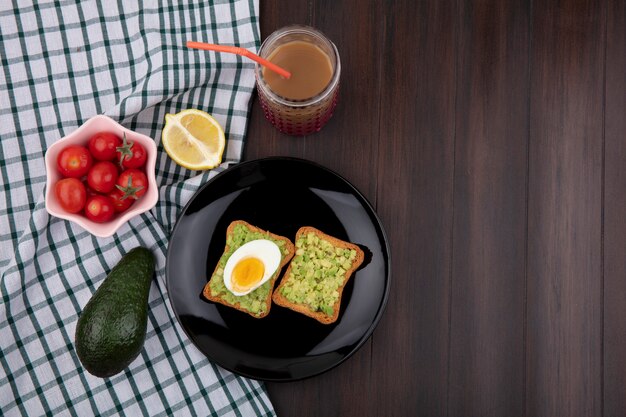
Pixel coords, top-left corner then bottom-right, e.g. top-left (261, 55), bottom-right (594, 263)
top-left (57, 145), bottom-right (92, 178)
top-left (87, 161), bottom-right (118, 193)
top-left (108, 188), bottom-right (135, 213)
top-left (116, 169), bottom-right (148, 199)
top-left (88, 132), bottom-right (121, 161)
top-left (54, 178), bottom-right (86, 213)
top-left (84, 195), bottom-right (115, 223)
top-left (116, 135), bottom-right (147, 169)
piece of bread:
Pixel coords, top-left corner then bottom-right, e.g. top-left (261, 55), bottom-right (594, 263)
top-left (203, 220), bottom-right (295, 318)
top-left (272, 227), bottom-right (364, 324)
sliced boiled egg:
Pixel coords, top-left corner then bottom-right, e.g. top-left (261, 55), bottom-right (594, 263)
top-left (223, 239), bottom-right (282, 296)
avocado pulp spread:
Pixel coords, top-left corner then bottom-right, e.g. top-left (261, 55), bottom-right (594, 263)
top-left (209, 224), bottom-right (288, 316)
top-left (279, 233), bottom-right (357, 317)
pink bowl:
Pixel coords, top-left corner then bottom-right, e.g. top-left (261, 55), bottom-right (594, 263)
top-left (44, 115), bottom-right (158, 238)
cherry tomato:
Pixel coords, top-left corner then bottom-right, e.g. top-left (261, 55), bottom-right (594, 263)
top-left (108, 188), bottom-right (135, 213)
top-left (88, 132), bottom-right (121, 161)
top-left (87, 161), bottom-right (118, 193)
top-left (116, 134), bottom-right (147, 169)
top-left (116, 169), bottom-right (148, 199)
top-left (54, 178), bottom-right (86, 213)
top-left (57, 145), bottom-right (92, 178)
top-left (84, 195), bottom-right (115, 223)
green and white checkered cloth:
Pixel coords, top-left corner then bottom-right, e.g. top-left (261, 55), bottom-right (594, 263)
top-left (0, 1), bottom-right (276, 416)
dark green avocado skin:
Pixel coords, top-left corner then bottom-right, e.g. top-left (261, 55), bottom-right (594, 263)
top-left (75, 247), bottom-right (155, 378)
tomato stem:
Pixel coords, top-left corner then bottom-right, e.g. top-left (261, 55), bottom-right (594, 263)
top-left (115, 175), bottom-right (144, 200)
top-left (116, 133), bottom-right (135, 169)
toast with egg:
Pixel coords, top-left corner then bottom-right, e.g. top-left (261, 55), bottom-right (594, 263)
top-left (272, 227), bottom-right (364, 324)
top-left (203, 220), bottom-right (295, 318)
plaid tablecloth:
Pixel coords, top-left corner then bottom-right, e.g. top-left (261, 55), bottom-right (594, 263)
top-left (0, 1), bottom-right (276, 416)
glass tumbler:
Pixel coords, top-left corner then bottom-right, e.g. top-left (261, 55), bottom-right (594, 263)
top-left (255, 25), bottom-right (341, 136)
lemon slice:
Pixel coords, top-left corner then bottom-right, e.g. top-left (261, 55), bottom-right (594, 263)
top-left (161, 109), bottom-right (225, 170)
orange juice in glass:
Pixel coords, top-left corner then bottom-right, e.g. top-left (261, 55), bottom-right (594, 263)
top-left (255, 26), bottom-right (340, 136)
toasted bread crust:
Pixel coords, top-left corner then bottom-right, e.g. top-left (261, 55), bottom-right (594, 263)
top-left (272, 227), bottom-right (364, 324)
top-left (202, 220), bottom-right (295, 318)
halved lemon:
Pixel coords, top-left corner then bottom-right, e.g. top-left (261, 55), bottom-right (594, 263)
top-left (161, 109), bottom-right (225, 170)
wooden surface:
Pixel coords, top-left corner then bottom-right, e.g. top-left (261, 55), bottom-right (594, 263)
top-left (243, 1), bottom-right (625, 416)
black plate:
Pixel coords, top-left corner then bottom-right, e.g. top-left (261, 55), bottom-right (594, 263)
top-left (166, 157), bottom-right (390, 381)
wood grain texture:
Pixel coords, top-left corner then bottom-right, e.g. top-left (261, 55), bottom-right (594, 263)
top-left (526, 1), bottom-right (605, 416)
top-left (447, 0), bottom-right (528, 416)
top-left (371, 1), bottom-right (456, 416)
top-left (300, 0), bottom-right (383, 201)
top-left (603, 0), bottom-right (626, 415)
top-left (243, 1), bottom-right (619, 416)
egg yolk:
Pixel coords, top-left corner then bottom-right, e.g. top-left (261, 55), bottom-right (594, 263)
top-left (231, 257), bottom-right (265, 292)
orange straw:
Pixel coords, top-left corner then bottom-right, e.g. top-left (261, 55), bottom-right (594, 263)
top-left (186, 41), bottom-right (291, 79)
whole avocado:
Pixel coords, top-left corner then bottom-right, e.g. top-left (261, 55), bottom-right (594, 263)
top-left (75, 247), bottom-right (155, 378)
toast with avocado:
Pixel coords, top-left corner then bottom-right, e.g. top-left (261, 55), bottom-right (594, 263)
top-left (272, 227), bottom-right (364, 324)
top-left (203, 220), bottom-right (295, 318)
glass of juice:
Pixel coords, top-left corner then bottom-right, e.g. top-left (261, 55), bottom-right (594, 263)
top-left (255, 25), bottom-right (340, 136)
